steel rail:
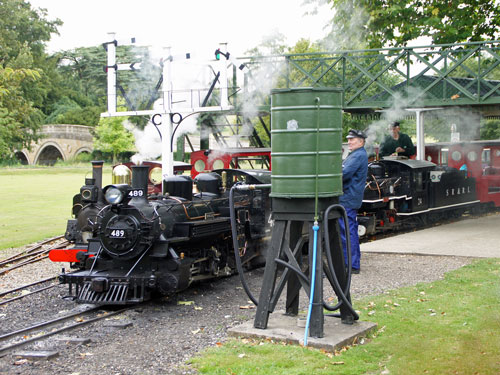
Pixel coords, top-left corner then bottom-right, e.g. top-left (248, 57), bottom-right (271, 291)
top-left (0, 235), bottom-right (65, 265)
top-left (0, 306), bottom-right (101, 342)
top-left (0, 307), bottom-right (129, 357)
top-left (0, 284), bottom-right (58, 306)
top-left (0, 253), bottom-right (50, 276)
top-left (0, 240), bottom-right (69, 276)
top-left (0, 276), bottom-right (58, 298)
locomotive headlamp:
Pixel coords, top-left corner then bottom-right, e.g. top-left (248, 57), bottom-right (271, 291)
top-left (103, 184), bottom-right (129, 205)
top-left (103, 184), bottom-right (145, 205)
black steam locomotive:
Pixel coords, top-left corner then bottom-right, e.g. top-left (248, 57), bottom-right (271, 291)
top-left (357, 157), bottom-right (478, 236)
top-left (50, 162), bottom-right (271, 304)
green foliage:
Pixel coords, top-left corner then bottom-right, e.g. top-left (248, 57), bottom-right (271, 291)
top-left (0, 67), bottom-right (45, 158)
top-left (0, 0), bottom-right (61, 65)
top-left (93, 116), bottom-right (135, 164)
top-left (323, 0), bottom-right (500, 49)
top-left (481, 119), bottom-right (500, 140)
top-left (0, 0), bottom-right (62, 160)
top-left (44, 97), bottom-right (101, 126)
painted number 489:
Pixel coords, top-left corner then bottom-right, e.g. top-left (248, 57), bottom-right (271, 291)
top-left (128, 189), bottom-right (144, 197)
top-left (111, 230), bottom-right (125, 237)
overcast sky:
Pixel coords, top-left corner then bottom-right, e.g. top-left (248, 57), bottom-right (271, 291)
top-left (28, 0), bottom-right (332, 57)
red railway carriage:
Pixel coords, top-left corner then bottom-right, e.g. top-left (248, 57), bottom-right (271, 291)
top-left (425, 140), bottom-right (500, 207)
top-left (190, 147), bottom-right (271, 178)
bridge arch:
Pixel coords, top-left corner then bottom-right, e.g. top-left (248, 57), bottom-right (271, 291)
top-left (22, 124), bottom-right (94, 165)
top-left (34, 141), bottom-right (66, 165)
top-left (74, 146), bottom-right (93, 160)
top-left (14, 150), bottom-right (29, 165)
top-left (75, 146), bottom-right (92, 155)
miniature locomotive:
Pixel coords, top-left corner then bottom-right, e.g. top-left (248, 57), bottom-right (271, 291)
top-left (358, 157), bottom-right (478, 236)
top-left (50, 162), bottom-right (271, 304)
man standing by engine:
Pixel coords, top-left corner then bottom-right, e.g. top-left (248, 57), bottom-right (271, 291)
top-left (379, 121), bottom-right (415, 158)
top-left (339, 129), bottom-right (368, 274)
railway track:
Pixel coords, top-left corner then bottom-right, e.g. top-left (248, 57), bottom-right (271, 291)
top-left (0, 236), bottom-right (69, 307)
top-left (0, 235), bottom-right (69, 276)
top-left (0, 305), bottom-right (130, 357)
top-left (0, 277), bottom-right (60, 306)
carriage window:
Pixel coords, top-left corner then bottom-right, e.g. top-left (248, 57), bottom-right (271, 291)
top-left (149, 167), bottom-right (162, 184)
top-left (440, 149), bottom-right (448, 166)
top-left (467, 151), bottom-right (478, 162)
top-left (212, 159), bottom-right (224, 170)
top-left (482, 149), bottom-right (491, 165)
top-left (194, 160), bottom-right (206, 172)
top-left (451, 150), bottom-right (462, 161)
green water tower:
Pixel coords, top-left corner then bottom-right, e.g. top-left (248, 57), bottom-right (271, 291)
top-left (270, 87), bottom-right (343, 217)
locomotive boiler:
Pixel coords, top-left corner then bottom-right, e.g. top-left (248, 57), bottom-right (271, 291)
top-left (50, 163), bottom-right (271, 304)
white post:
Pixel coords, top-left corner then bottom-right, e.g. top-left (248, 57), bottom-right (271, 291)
top-left (219, 42), bottom-right (229, 109)
top-left (416, 109), bottom-right (425, 161)
top-left (161, 47), bottom-right (174, 185)
top-left (106, 32), bottom-right (117, 114)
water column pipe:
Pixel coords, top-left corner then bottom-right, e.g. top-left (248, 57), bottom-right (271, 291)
top-left (406, 107), bottom-right (442, 161)
top-left (304, 96), bottom-right (322, 346)
top-left (161, 47), bottom-right (174, 184)
top-left (416, 109), bottom-right (425, 161)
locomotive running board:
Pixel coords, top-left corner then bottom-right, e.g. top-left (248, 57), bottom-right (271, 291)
top-left (396, 200), bottom-right (481, 216)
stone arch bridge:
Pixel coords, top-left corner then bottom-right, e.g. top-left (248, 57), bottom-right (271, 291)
top-left (16, 124), bottom-right (93, 165)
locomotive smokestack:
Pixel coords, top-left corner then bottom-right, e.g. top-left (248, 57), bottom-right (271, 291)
top-left (131, 165), bottom-right (149, 204)
top-left (91, 161), bottom-right (104, 189)
top-left (92, 160), bottom-right (105, 203)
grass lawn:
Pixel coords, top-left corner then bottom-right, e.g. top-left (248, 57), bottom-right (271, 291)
top-left (190, 259), bottom-right (500, 375)
top-left (0, 165), bottom-right (112, 250)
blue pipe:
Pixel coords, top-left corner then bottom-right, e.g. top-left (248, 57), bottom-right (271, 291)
top-left (304, 221), bottom-right (319, 346)
top-left (304, 97), bottom-right (322, 346)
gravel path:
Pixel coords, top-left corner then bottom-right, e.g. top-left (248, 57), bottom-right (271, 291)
top-left (0, 243), bottom-right (473, 375)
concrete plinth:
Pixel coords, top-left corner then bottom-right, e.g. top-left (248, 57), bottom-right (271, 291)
top-left (228, 312), bottom-right (377, 352)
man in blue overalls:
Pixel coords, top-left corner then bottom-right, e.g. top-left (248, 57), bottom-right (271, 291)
top-left (339, 129), bottom-right (368, 273)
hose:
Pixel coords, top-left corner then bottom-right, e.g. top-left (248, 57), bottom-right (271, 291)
top-left (229, 183), bottom-right (271, 306)
top-left (322, 204), bottom-right (359, 319)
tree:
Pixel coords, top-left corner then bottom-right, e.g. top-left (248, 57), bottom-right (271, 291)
top-left (320, 0), bottom-right (500, 49)
top-left (0, 0), bottom-right (61, 159)
top-left (93, 117), bottom-right (135, 164)
top-left (481, 119), bottom-right (500, 139)
top-left (0, 0), bottom-right (61, 65)
top-left (0, 67), bottom-right (43, 158)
